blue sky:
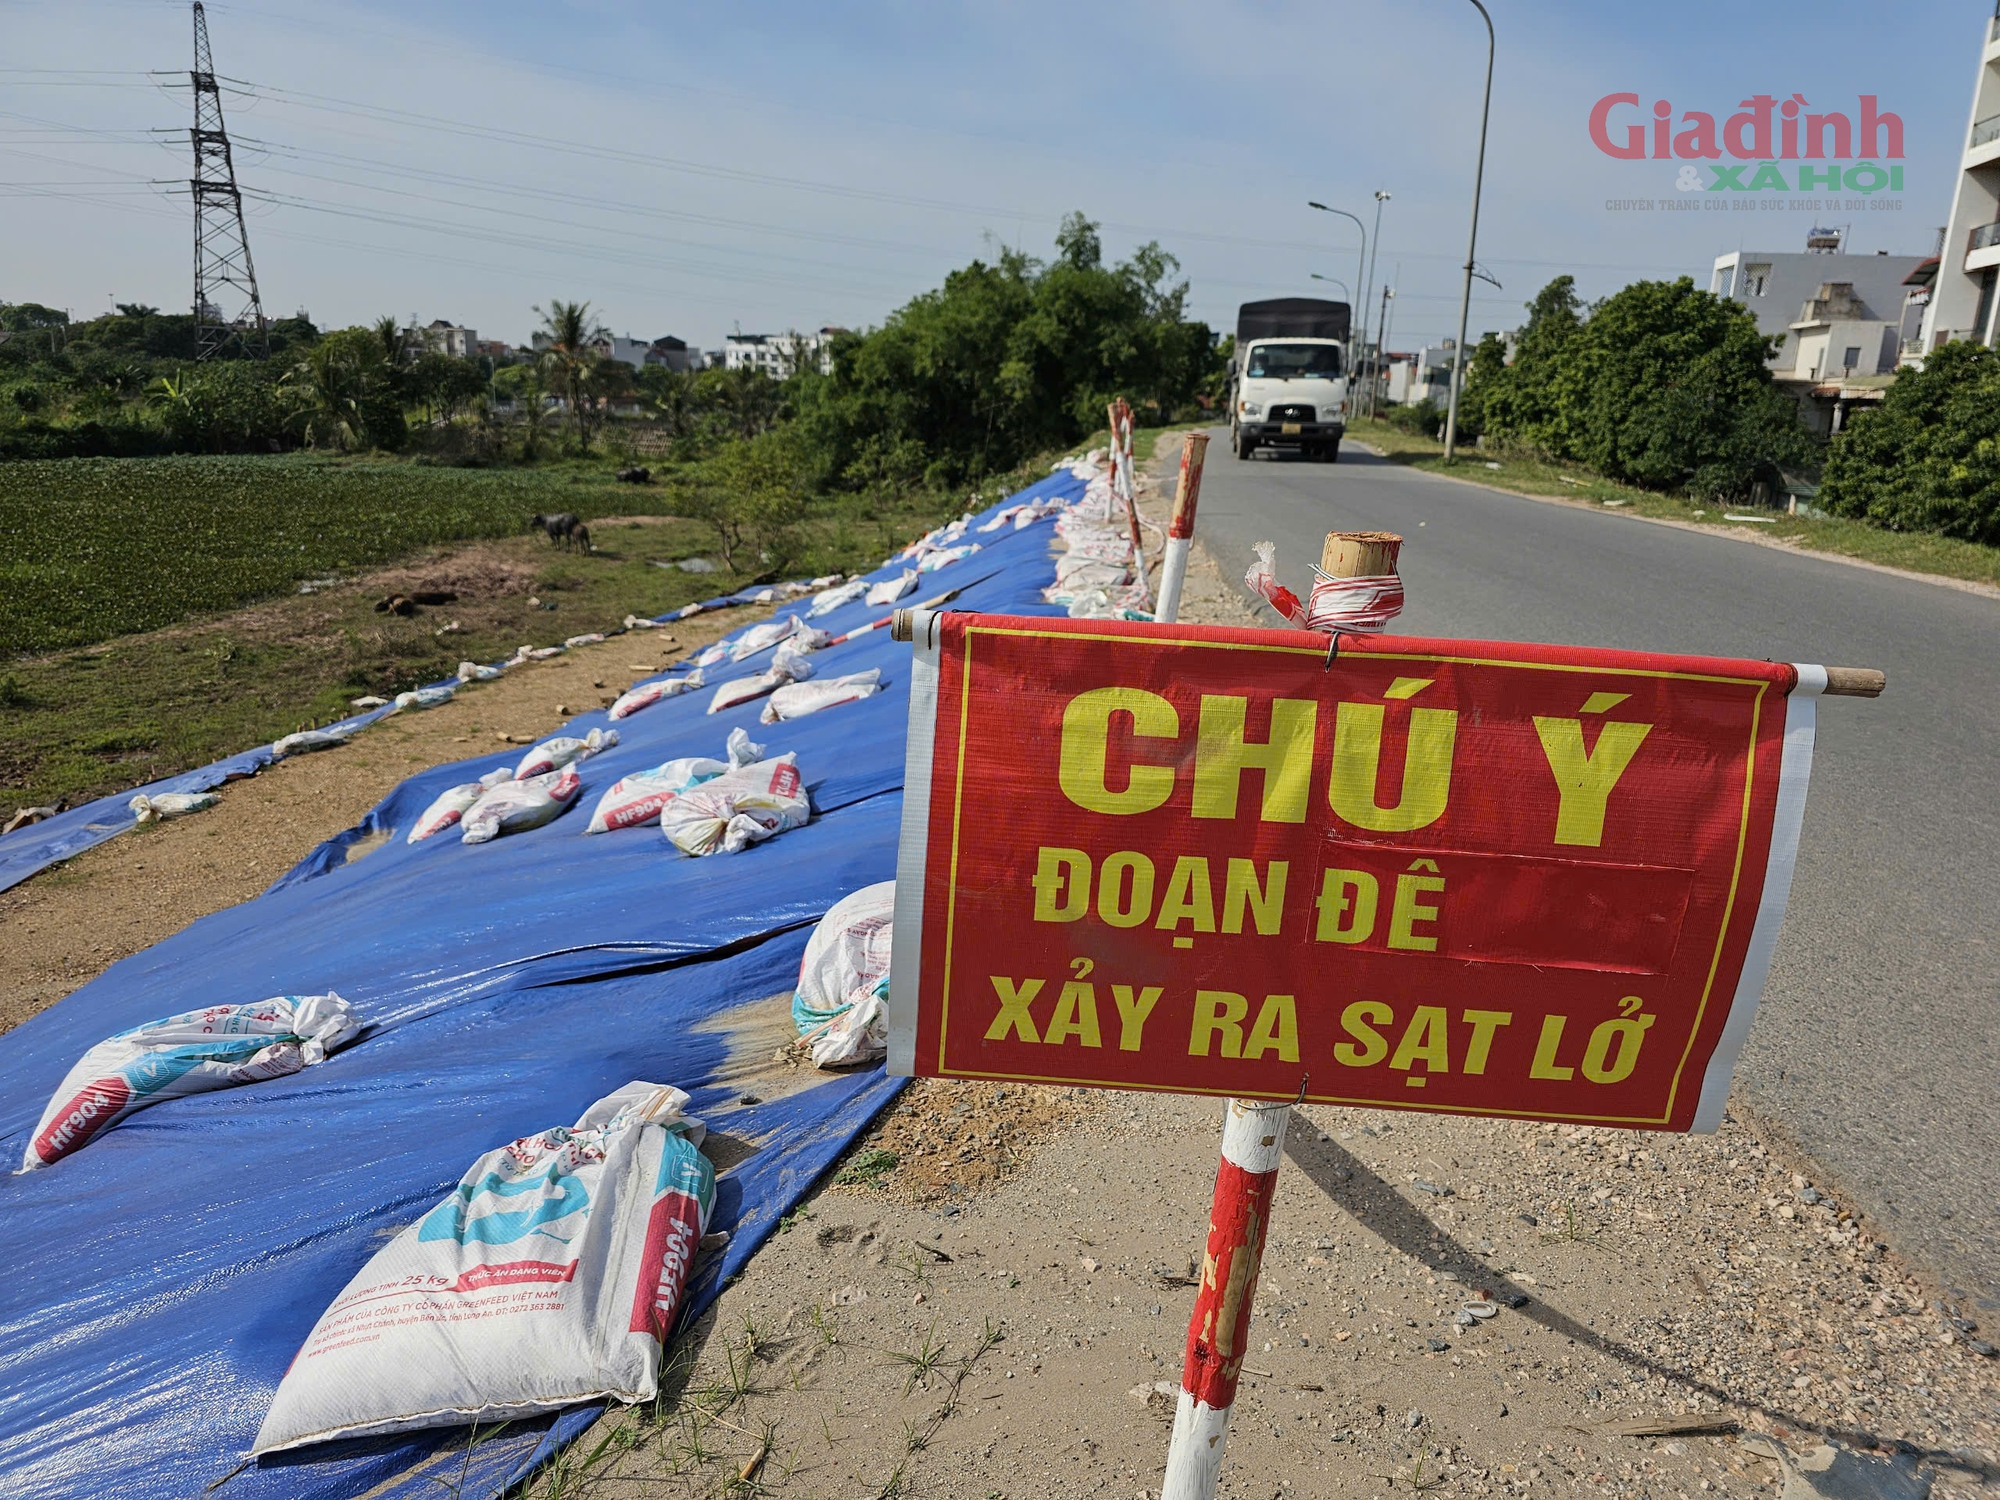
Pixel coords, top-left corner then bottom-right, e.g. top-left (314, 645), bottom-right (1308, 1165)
top-left (1, 0), bottom-right (1983, 351)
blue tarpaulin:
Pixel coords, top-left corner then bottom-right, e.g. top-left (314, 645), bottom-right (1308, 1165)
top-left (0, 583), bottom-right (791, 897)
top-left (0, 470), bottom-right (1085, 1500)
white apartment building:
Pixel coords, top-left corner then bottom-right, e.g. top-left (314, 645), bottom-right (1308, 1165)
top-left (723, 328), bottom-right (841, 377)
top-left (1921, 11), bottom-right (2000, 350)
top-left (1709, 239), bottom-right (1927, 374)
top-left (411, 320), bottom-right (477, 359)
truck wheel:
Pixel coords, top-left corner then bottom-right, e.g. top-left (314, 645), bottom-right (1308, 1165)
top-left (1235, 431), bottom-right (1255, 460)
top-left (1325, 439), bottom-right (1341, 463)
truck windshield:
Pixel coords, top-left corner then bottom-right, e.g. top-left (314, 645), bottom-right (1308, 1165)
top-left (1246, 342), bottom-right (1343, 379)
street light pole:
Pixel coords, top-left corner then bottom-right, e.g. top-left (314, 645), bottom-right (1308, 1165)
top-left (1306, 201), bottom-right (1368, 395)
top-left (1379, 283), bottom-right (1398, 406)
top-left (1362, 189), bottom-right (1390, 421)
top-left (1309, 273), bottom-right (1351, 303)
top-left (1442, 0), bottom-right (1494, 463)
top-left (1371, 283), bottom-right (1393, 418)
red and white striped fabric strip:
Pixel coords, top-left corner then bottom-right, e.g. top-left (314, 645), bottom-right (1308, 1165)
top-left (1304, 571), bottom-right (1404, 634)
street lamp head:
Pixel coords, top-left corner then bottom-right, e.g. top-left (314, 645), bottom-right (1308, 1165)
top-left (1374, 190), bottom-right (1393, 202)
top-left (1307, 201), bottom-right (1329, 211)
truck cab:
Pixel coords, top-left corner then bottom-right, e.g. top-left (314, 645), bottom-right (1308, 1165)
top-left (1228, 296), bottom-right (1353, 463)
top-left (1231, 337), bottom-right (1348, 461)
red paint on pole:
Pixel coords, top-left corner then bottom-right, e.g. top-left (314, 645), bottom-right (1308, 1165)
top-left (1180, 1155), bottom-right (1279, 1410)
top-left (1170, 431), bottom-right (1209, 541)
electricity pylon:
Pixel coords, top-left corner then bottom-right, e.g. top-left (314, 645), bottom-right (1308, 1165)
top-left (188, 1), bottom-right (268, 359)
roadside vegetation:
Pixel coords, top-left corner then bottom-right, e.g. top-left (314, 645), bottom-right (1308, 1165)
top-left (1366, 271), bottom-right (2000, 578)
top-left (1349, 416), bottom-right (2000, 589)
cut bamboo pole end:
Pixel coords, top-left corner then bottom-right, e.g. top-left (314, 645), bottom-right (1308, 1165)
top-left (1822, 667), bottom-right (1885, 698)
top-left (1321, 531), bottom-right (1403, 580)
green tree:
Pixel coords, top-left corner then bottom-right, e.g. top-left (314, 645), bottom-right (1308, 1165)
top-left (1551, 277), bottom-right (1812, 494)
top-left (1467, 276), bottom-right (1583, 451)
top-left (677, 426), bottom-right (816, 570)
top-left (283, 327), bottom-right (405, 451)
top-left (790, 214), bottom-right (1213, 489)
top-left (534, 300), bottom-right (607, 451)
top-left (1472, 274), bottom-right (1815, 497)
top-left (1820, 339), bottom-right (2000, 542)
top-left (493, 362), bottom-right (555, 459)
top-left (145, 363), bottom-right (285, 452)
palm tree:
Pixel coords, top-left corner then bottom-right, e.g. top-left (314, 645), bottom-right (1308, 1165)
top-left (534, 300), bottom-right (607, 451)
top-left (372, 315), bottom-right (406, 368)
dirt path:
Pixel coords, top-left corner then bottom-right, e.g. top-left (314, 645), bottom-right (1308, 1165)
top-left (548, 447), bottom-right (1998, 1500)
top-left (0, 597), bottom-right (767, 1037)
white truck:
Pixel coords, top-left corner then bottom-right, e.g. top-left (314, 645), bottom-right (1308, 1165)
top-left (1228, 297), bottom-right (1352, 462)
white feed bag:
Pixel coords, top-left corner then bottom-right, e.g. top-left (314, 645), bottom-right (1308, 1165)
top-left (659, 754), bottom-right (808, 856)
top-left (22, 994), bottom-right (358, 1171)
top-left (252, 1082), bottom-right (715, 1454)
top-left (759, 669), bottom-right (882, 724)
top-left (461, 766), bottom-right (582, 844)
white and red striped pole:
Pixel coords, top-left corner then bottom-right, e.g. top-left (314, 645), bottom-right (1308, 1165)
top-left (1161, 530), bottom-right (1405, 1499)
top-left (1154, 432), bottom-right (1209, 625)
top-left (1162, 1096), bottom-right (1294, 1499)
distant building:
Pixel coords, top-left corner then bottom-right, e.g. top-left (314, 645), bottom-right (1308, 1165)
top-left (475, 338), bottom-right (514, 359)
top-left (1709, 236), bottom-right (1927, 371)
top-left (586, 334), bottom-right (656, 370)
top-left (1921, 11), bottom-right (2000, 350)
top-left (1711, 240), bottom-right (1931, 435)
top-left (722, 328), bottom-right (843, 377)
top-left (415, 319), bottom-right (477, 359)
top-left (1384, 341), bottom-right (1457, 406)
top-left (647, 335), bottom-right (692, 372)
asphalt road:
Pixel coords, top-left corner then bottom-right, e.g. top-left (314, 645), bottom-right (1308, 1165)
top-left (1189, 430), bottom-right (2000, 1307)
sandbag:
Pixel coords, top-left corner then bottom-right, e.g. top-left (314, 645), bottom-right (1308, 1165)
top-left (457, 661), bottom-right (504, 682)
top-left (917, 542), bottom-right (980, 573)
top-left (609, 669), bottom-right (704, 720)
top-left (759, 669), bottom-right (882, 724)
top-left (729, 615), bottom-right (828, 661)
top-left (514, 727), bottom-right (617, 780)
top-left (791, 881), bottom-right (894, 1067)
top-left (865, 570), bottom-right (918, 607)
top-left (461, 766), bottom-right (581, 844)
top-left (659, 754), bottom-right (808, 856)
top-left (806, 578), bottom-right (868, 617)
top-left (252, 1081), bottom-right (714, 1455)
top-left (21, 994), bottom-right (358, 1171)
top-left (705, 643), bottom-right (813, 715)
top-left (128, 791), bottom-right (218, 825)
top-left (408, 767), bottom-right (516, 843)
top-left (394, 684), bottom-right (457, 711)
top-left (586, 756), bottom-right (726, 834)
top-left (272, 726), bottom-right (355, 758)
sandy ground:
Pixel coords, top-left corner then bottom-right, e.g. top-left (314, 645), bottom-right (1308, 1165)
top-left (548, 447), bottom-right (1998, 1500)
top-left (4, 460), bottom-right (1994, 1500)
top-left (0, 596), bottom-right (767, 1037)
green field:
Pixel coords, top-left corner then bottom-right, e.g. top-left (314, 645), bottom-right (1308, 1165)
top-left (0, 451), bottom-right (1023, 815)
top-left (0, 455), bottom-right (672, 658)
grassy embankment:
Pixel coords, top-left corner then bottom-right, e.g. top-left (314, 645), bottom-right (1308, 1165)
top-left (0, 451), bottom-right (1036, 816)
top-left (1347, 417), bottom-right (2000, 590)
